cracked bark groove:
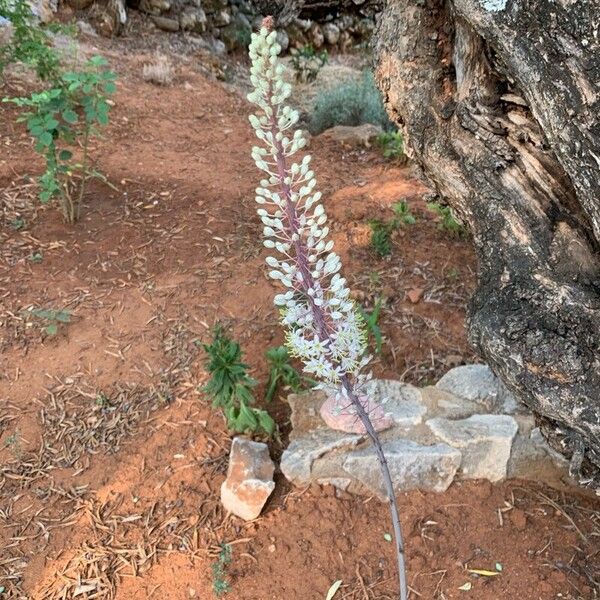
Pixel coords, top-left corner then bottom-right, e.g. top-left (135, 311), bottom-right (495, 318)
top-left (373, 0), bottom-right (600, 488)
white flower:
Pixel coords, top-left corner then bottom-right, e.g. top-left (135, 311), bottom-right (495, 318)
top-left (248, 25), bottom-right (369, 390)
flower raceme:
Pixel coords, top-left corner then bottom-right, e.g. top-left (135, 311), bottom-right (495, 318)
top-left (247, 23), bottom-right (409, 600)
top-left (247, 26), bottom-right (370, 393)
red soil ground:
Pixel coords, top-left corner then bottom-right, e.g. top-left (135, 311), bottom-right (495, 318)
top-left (0, 32), bottom-right (598, 600)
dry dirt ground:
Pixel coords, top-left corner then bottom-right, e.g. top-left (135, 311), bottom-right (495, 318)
top-left (1, 28), bottom-right (599, 600)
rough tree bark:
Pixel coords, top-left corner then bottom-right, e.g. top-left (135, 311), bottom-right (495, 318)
top-left (373, 0), bottom-right (600, 488)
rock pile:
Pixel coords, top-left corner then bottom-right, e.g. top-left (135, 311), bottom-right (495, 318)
top-left (280, 366), bottom-right (569, 498)
top-left (72, 0), bottom-right (377, 49)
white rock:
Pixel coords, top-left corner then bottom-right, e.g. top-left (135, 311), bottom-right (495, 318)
top-left (220, 437), bottom-right (275, 521)
top-left (427, 414), bottom-right (518, 482)
top-left (322, 22), bottom-right (340, 45)
top-left (343, 440), bottom-right (461, 498)
top-left (370, 380), bottom-right (427, 427)
top-left (317, 477), bottom-right (352, 491)
top-left (280, 430), bottom-right (362, 486)
top-left (436, 364), bottom-right (519, 413)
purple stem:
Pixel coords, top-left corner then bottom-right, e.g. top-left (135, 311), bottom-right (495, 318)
top-left (267, 102), bottom-right (408, 600)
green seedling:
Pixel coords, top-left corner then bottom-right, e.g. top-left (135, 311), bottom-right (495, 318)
top-left (202, 324), bottom-right (275, 436)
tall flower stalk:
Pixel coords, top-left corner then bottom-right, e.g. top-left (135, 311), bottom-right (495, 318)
top-left (247, 20), bottom-right (408, 600)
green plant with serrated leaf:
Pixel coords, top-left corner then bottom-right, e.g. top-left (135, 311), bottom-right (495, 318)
top-left (29, 307), bottom-right (71, 335)
top-left (377, 130), bottom-right (404, 160)
top-left (202, 324), bottom-right (275, 437)
top-left (391, 200), bottom-right (416, 226)
top-left (4, 56), bottom-right (117, 223)
top-left (357, 297), bottom-right (384, 354)
top-left (10, 217), bottom-right (25, 230)
top-left (427, 202), bottom-right (465, 236)
top-left (265, 345), bottom-right (315, 402)
top-left (0, 0), bottom-right (62, 82)
top-left (368, 200), bottom-right (416, 258)
top-left (4, 429), bottom-right (23, 459)
top-left (368, 219), bottom-right (393, 257)
top-left (211, 543), bottom-right (232, 597)
top-left (290, 44), bottom-right (328, 83)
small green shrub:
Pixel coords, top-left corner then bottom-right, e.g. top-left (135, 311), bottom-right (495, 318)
top-left (357, 297), bottom-right (384, 354)
top-left (368, 200), bottom-right (416, 258)
top-left (310, 71), bottom-right (394, 134)
top-left (5, 56), bottom-right (117, 223)
top-left (368, 219), bottom-right (393, 257)
top-left (391, 200), bottom-right (416, 226)
top-left (211, 543), bottom-right (232, 597)
top-left (10, 217), bottom-right (25, 230)
top-left (377, 131), bottom-right (404, 160)
top-left (290, 45), bottom-right (328, 83)
top-left (265, 345), bottom-right (315, 402)
top-left (0, 0), bottom-right (62, 82)
top-left (201, 324), bottom-right (275, 437)
top-left (427, 202), bottom-right (465, 236)
top-left (29, 307), bottom-right (71, 335)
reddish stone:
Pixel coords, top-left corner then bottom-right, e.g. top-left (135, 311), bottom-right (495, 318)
top-left (319, 393), bottom-right (393, 434)
top-left (220, 437), bottom-right (275, 521)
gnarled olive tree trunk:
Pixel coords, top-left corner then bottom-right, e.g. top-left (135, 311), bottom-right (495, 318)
top-left (374, 0), bottom-right (600, 488)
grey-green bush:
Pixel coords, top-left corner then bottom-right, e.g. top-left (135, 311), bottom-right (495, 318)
top-left (309, 71), bottom-right (394, 134)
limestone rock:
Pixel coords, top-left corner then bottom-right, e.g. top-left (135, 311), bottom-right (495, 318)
top-left (180, 7), bottom-right (206, 31)
top-left (281, 430), bottom-right (362, 486)
top-left (508, 416), bottom-right (569, 483)
top-left (151, 15), bottom-right (180, 31)
top-left (436, 364), bottom-right (519, 414)
top-left (212, 9), bottom-right (230, 26)
top-left (316, 477), bottom-right (352, 491)
top-left (76, 19), bottom-right (98, 36)
top-left (420, 386), bottom-right (481, 420)
top-left (220, 437), bottom-right (275, 521)
top-left (343, 440), bottom-right (461, 497)
top-left (319, 124), bottom-right (383, 149)
top-left (288, 380), bottom-right (425, 437)
top-left (427, 415), bottom-right (518, 482)
top-left (309, 23), bottom-right (324, 48)
top-left (322, 22), bottom-right (340, 45)
top-left (276, 29), bottom-right (289, 52)
top-left (286, 390), bottom-right (328, 435)
top-left (370, 380), bottom-right (426, 427)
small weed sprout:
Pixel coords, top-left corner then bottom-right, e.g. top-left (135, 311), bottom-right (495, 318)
top-left (247, 20), bottom-right (408, 600)
top-left (4, 429), bottom-right (23, 458)
top-left (368, 219), bottom-right (393, 257)
top-left (211, 543), bottom-right (232, 597)
top-left (392, 200), bottom-right (416, 226)
top-left (427, 202), bottom-right (465, 236)
top-left (265, 345), bottom-right (315, 402)
top-left (289, 44), bottom-right (328, 83)
top-left (10, 217), bottom-right (25, 230)
top-left (142, 54), bottom-right (173, 86)
top-left (369, 200), bottom-right (416, 258)
top-left (377, 131), bottom-right (404, 160)
top-left (201, 324), bottom-right (275, 436)
top-left (357, 297), bottom-right (384, 355)
top-left (29, 307), bottom-right (71, 335)
top-left (4, 56), bottom-right (117, 223)
top-left (309, 71), bottom-right (394, 134)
